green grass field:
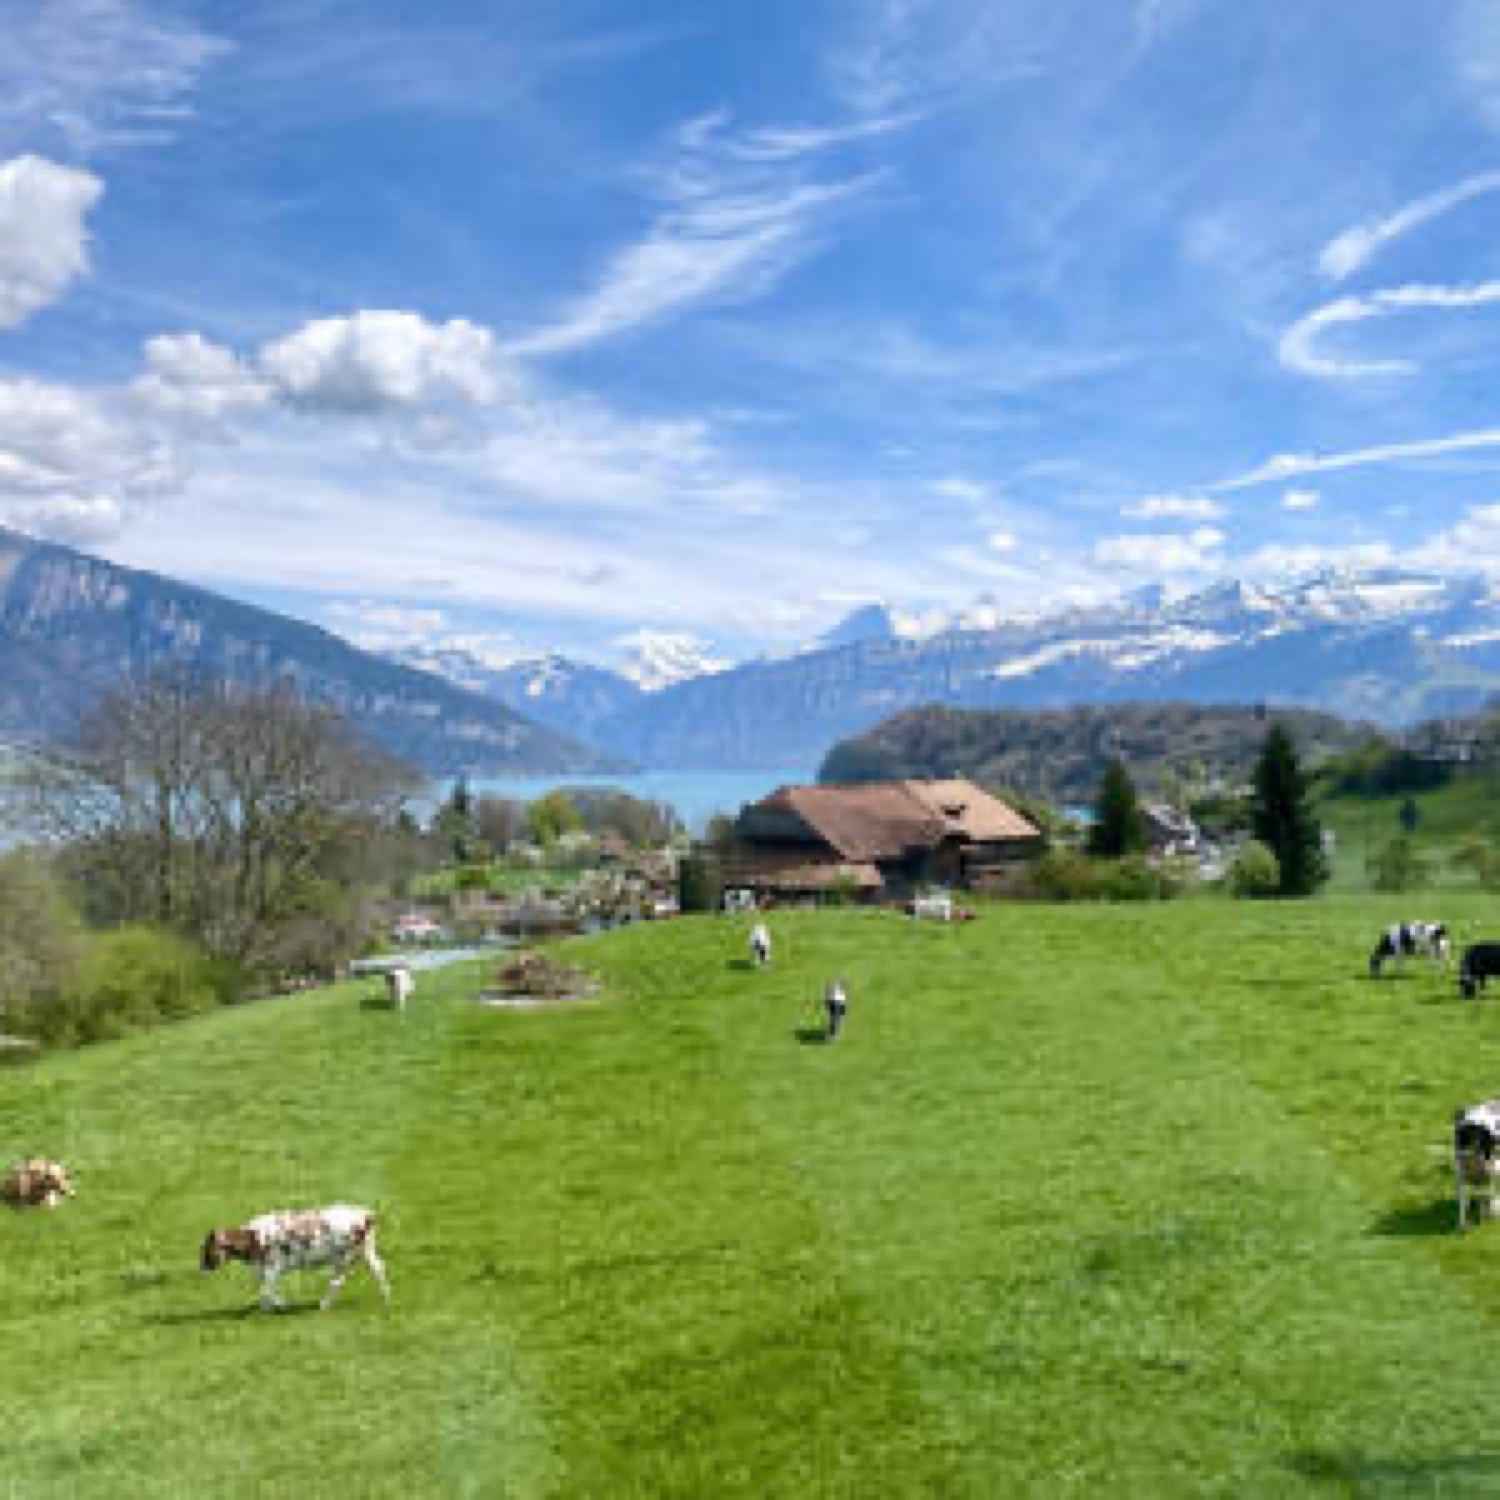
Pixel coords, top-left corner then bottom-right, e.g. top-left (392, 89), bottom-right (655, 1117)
top-left (10, 897), bottom-right (1500, 1495)
top-left (1321, 774), bottom-right (1500, 890)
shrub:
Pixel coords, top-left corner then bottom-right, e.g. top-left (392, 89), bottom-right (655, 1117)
top-left (1229, 841), bottom-right (1281, 899)
top-left (24, 926), bottom-right (232, 1047)
top-left (1367, 836), bottom-right (1429, 893)
top-left (677, 853), bottom-right (722, 913)
top-left (1452, 836), bottom-right (1500, 891)
top-left (0, 853), bottom-right (83, 1039)
top-left (1025, 850), bottom-right (1180, 902)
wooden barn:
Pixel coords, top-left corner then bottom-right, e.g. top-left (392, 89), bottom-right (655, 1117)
top-left (721, 779), bottom-right (1042, 901)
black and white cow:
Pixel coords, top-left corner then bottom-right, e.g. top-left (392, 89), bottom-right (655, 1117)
top-left (1460, 942), bottom-right (1500, 999)
top-left (1455, 1101), bottom-right (1500, 1230)
top-left (1369, 921), bottom-right (1451, 977)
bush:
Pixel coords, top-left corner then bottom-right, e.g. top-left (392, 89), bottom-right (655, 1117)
top-left (21, 926), bottom-right (232, 1047)
top-left (1024, 850), bottom-right (1180, 902)
top-left (1367, 836), bottom-right (1429, 893)
top-left (1229, 841), bottom-right (1281, 899)
top-left (0, 853), bottom-right (83, 1038)
top-left (1452, 836), bottom-right (1500, 891)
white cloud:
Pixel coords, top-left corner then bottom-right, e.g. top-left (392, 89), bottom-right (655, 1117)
top-left (133, 332), bottom-right (271, 420)
top-left (1242, 541), bottom-right (1395, 578)
top-left (1281, 488), bottom-right (1320, 511)
top-left (0, 156), bottom-right (103, 327)
top-left (1214, 427), bottom-right (1500, 491)
top-left (1094, 526), bottom-right (1224, 572)
top-left (1122, 492), bottom-right (1222, 520)
top-left (0, 378), bottom-right (181, 543)
top-left (929, 475), bottom-right (993, 504)
top-left (1319, 170), bottom-right (1500, 282)
top-left (1280, 280), bottom-right (1500, 378)
top-left (514, 107), bottom-right (888, 356)
top-left (0, 0), bottom-right (229, 157)
top-left (261, 311), bottom-right (500, 412)
top-left (987, 528), bottom-right (1018, 553)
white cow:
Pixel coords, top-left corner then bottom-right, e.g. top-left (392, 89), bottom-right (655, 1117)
top-left (384, 965), bottom-right (415, 1012)
top-left (749, 922), bottom-right (772, 968)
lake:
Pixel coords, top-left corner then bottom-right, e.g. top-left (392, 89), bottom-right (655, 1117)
top-left (459, 769), bottom-right (813, 832)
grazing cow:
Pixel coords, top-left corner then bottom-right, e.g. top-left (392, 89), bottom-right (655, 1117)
top-left (1, 1158), bottom-right (73, 1209)
top-left (1460, 943), bottom-right (1500, 999)
top-left (1455, 1101), bottom-right (1500, 1230)
top-left (910, 893), bottom-right (954, 922)
top-left (750, 922), bottom-right (772, 968)
top-left (1369, 921), bottom-right (1451, 977)
top-left (383, 965), bottom-right (414, 1012)
top-left (201, 1204), bottom-right (390, 1312)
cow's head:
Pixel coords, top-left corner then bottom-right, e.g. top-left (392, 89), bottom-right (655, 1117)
top-left (200, 1230), bottom-right (231, 1271)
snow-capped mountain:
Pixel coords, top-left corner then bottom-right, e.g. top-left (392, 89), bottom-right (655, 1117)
top-left (389, 569), bottom-right (1500, 770)
top-left (613, 630), bottom-right (730, 692)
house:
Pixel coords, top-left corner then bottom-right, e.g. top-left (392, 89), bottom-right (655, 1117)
top-left (1142, 802), bottom-right (1203, 859)
top-left (722, 779), bottom-right (1042, 900)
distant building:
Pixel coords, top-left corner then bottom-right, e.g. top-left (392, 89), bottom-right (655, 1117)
top-left (722, 779), bottom-right (1042, 900)
top-left (1142, 802), bottom-right (1203, 859)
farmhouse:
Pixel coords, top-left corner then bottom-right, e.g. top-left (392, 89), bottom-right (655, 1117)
top-left (722, 778), bottom-right (1042, 900)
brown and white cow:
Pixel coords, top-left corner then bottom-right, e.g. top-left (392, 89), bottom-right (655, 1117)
top-left (201, 1204), bottom-right (390, 1312)
top-left (1, 1158), bottom-right (74, 1209)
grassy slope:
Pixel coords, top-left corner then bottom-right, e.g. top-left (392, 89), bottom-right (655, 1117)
top-left (1321, 773), bottom-right (1500, 890)
top-left (8, 900), bottom-right (1500, 1494)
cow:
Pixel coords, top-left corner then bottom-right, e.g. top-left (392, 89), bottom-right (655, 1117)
top-left (750, 922), bottom-right (772, 968)
top-left (1, 1158), bottom-right (73, 1209)
top-left (1455, 1101), bottom-right (1500, 1230)
top-left (1460, 943), bottom-right (1500, 999)
top-left (1369, 922), bottom-right (1451, 977)
top-left (201, 1204), bottom-right (391, 1312)
top-left (824, 979), bottom-right (849, 1041)
top-left (383, 965), bottom-right (414, 1012)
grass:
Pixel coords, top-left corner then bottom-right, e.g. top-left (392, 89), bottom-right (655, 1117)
top-left (1320, 771), bottom-right (1500, 890)
top-left (9, 897), bottom-right (1500, 1493)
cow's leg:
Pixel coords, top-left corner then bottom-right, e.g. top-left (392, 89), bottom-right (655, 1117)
top-left (319, 1253), bottom-right (358, 1312)
top-left (260, 1265), bottom-right (285, 1312)
top-left (362, 1237), bottom-right (392, 1304)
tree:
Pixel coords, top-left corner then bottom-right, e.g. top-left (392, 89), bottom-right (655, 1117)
top-left (528, 790), bottom-right (582, 847)
top-left (677, 852), bottom-right (722, 913)
top-left (1087, 759), bottom-right (1146, 858)
top-left (1368, 835), bottom-right (1428, 892)
top-left (433, 777), bottom-right (477, 862)
top-left (18, 674), bottom-right (417, 975)
top-left (0, 853), bottom-right (82, 1038)
top-left (1249, 723), bottom-right (1328, 896)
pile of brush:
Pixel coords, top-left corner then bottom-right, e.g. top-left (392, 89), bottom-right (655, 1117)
top-left (495, 950), bottom-right (591, 999)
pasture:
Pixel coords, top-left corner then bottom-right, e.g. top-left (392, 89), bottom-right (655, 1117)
top-left (8, 896), bottom-right (1500, 1494)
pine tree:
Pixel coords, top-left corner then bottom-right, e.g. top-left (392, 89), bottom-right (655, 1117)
top-left (1250, 723), bottom-right (1328, 896)
top-left (1087, 758), bottom-right (1146, 858)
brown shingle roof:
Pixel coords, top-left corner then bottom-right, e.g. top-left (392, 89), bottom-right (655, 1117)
top-left (747, 779), bottom-right (1038, 862)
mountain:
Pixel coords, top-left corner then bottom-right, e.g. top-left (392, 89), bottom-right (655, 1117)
top-left (614, 631), bottom-right (729, 692)
top-left (818, 702), bottom-right (1371, 804)
top-left (0, 528), bottom-right (615, 776)
top-left (398, 648), bottom-right (647, 750)
top-left (508, 568), bottom-right (1500, 770)
top-left (815, 603), bottom-right (898, 651)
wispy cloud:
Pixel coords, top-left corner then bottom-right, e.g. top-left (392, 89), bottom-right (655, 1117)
top-left (1279, 280), bottom-right (1500, 378)
top-left (1319, 169), bottom-right (1500, 282)
top-left (0, 0), bottom-right (229, 157)
top-left (1094, 526), bottom-right (1224, 572)
top-left (1213, 427), bottom-right (1500, 491)
top-left (1122, 492), bottom-right (1222, 520)
top-left (514, 112), bottom-right (889, 356)
top-left (1281, 488), bottom-right (1320, 511)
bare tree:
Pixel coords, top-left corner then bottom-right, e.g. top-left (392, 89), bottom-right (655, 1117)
top-left (16, 674), bottom-right (419, 976)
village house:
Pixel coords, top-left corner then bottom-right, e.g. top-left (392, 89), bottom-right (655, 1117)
top-left (721, 779), bottom-right (1043, 901)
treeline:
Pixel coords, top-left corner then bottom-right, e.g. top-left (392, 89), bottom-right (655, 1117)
top-left (2, 675), bottom-right (426, 1049)
top-left (819, 702), bottom-right (1370, 803)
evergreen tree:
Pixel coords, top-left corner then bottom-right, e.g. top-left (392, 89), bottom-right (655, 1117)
top-left (1087, 758), bottom-right (1146, 858)
top-left (1250, 724), bottom-right (1328, 896)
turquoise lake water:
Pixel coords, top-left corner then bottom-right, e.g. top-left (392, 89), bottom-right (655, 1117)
top-left (459, 769), bottom-right (813, 832)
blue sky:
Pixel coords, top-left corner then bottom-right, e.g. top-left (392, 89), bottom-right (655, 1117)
top-left (4, 0), bottom-right (1500, 670)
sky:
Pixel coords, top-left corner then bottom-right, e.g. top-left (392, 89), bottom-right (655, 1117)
top-left (4, 0), bottom-right (1500, 671)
